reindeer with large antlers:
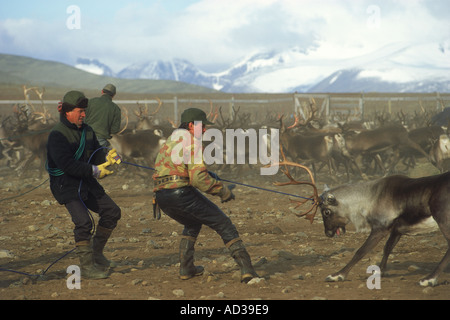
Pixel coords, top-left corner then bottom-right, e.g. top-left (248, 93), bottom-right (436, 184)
top-left (279, 100), bottom-right (337, 181)
top-left (4, 86), bottom-right (53, 176)
top-left (134, 98), bottom-right (163, 130)
top-left (273, 145), bottom-right (450, 287)
top-left (21, 85), bottom-right (54, 129)
top-left (319, 172), bottom-right (450, 287)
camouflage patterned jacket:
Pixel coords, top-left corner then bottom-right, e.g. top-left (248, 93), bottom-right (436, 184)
top-left (152, 129), bottom-right (223, 194)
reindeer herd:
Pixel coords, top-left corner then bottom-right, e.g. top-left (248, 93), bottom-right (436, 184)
top-left (1, 87), bottom-right (449, 181)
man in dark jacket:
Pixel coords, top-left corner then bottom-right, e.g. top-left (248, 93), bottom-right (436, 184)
top-left (46, 91), bottom-right (121, 279)
top-left (85, 84), bottom-right (122, 149)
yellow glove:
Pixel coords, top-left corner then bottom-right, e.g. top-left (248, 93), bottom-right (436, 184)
top-left (93, 162), bottom-right (113, 179)
top-left (106, 148), bottom-right (122, 165)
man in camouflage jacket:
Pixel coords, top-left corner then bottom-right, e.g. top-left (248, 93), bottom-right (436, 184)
top-left (153, 108), bottom-right (258, 283)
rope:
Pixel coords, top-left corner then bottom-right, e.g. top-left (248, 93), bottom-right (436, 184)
top-left (121, 160), bottom-right (314, 202)
top-left (0, 248), bottom-right (76, 279)
top-left (218, 177), bottom-right (314, 201)
top-left (0, 178), bottom-right (49, 203)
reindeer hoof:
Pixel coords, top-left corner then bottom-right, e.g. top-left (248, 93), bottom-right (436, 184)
top-left (419, 278), bottom-right (437, 287)
top-left (325, 274), bottom-right (345, 282)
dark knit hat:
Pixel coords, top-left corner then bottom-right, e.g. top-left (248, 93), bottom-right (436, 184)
top-left (181, 108), bottom-right (214, 125)
top-left (59, 91), bottom-right (88, 113)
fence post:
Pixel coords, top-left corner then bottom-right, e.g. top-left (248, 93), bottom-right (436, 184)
top-left (436, 92), bottom-right (441, 111)
top-left (229, 95), bottom-right (235, 120)
top-left (174, 96), bottom-right (178, 124)
top-left (360, 92), bottom-right (365, 120)
top-left (294, 94), bottom-right (300, 114)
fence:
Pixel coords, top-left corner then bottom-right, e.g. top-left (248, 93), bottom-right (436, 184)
top-left (294, 92), bottom-right (450, 121)
top-left (1, 92), bottom-right (449, 123)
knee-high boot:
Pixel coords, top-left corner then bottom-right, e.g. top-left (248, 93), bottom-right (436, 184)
top-left (75, 241), bottom-right (109, 279)
top-left (92, 226), bottom-right (117, 268)
top-left (227, 239), bottom-right (259, 283)
top-left (179, 236), bottom-right (204, 280)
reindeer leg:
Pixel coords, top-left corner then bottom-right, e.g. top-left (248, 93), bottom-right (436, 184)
top-left (420, 222), bottom-right (450, 287)
top-left (373, 154), bottom-right (387, 176)
top-left (379, 228), bottom-right (402, 274)
top-left (326, 229), bottom-right (390, 282)
top-left (348, 155), bottom-right (368, 180)
top-left (420, 245), bottom-right (450, 287)
top-left (15, 153), bottom-right (36, 176)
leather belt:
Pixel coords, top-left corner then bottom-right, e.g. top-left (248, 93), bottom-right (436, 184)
top-left (154, 175), bottom-right (189, 187)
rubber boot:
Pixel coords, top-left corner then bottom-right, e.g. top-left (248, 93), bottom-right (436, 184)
top-left (92, 226), bottom-right (117, 268)
top-left (179, 236), bottom-right (204, 280)
top-left (75, 241), bottom-right (109, 279)
top-left (227, 239), bottom-right (259, 283)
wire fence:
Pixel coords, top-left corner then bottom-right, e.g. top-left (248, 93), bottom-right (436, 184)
top-left (1, 92), bottom-right (449, 124)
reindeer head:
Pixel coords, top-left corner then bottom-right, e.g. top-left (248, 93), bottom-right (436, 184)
top-left (319, 190), bottom-right (349, 237)
top-left (268, 146), bottom-right (322, 224)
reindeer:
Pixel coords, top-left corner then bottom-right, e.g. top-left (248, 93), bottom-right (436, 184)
top-left (337, 125), bottom-right (430, 177)
top-left (279, 103), bottom-right (337, 181)
top-left (430, 134), bottom-right (450, 173)
top-left (270, 152), bottom-right (450, 287)
top-left (209, 105), bottom-right (257, 176)
top-left (134, 98), bottom-right (177, 138)
top-left (109, 129), bottom-right (166, 173)
top-left (21, 85), bottom-right (55, 130)
top-left (401, 125), bottom-right (445, 170)
top-left (318, 172), bottom-right (450, 287)
top-left (3, 87), bottom-right (53, 177)
top-left (0, 116), bottom-right (20, 165)
top-left (13, 129), bottom-right (49, 177)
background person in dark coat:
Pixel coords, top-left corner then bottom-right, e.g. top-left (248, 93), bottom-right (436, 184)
top-left (46, 90), bottom-right (121, 279)
top-left (85, 84), bottom-right (122, 149)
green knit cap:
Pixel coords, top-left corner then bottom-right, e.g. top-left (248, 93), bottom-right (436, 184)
top-left (181, 108), bottom-right (214, 125)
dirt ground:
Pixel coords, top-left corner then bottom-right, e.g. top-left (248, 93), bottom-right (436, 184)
top-left (0, 156), bottom-right (449, 302)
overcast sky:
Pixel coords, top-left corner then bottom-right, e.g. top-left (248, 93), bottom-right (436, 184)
top-left (0, 0), bottom-right (449, 72)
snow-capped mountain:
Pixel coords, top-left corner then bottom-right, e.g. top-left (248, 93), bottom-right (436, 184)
top-left (117, 59), bottom-right (219, 89)
top-left (75, 58), bottom-right (115, 77)
top-left (74, 41), bottom-right (450, 93)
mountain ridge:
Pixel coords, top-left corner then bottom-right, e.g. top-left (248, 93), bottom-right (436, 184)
top-left (76, 41), bottom-right (450, 93)
top-left (0, 54), bottom-right (217, 94)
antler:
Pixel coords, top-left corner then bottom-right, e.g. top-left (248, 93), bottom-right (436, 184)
top-left (118, 107), bottom-right (129, 135)
top-left (167, 118), bottom-right (178, 128)
top-left (134, 102), bottom-right (148, 119)
top-left (287, 114), bottom-right (300, 129)
top-left (151, 97), bottom-right (163, 115)
top-left (270, 146), bottom-right (322, 223)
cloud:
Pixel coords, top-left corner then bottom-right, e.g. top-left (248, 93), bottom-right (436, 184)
top-left (0, 0), bottom-right (449, 72)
